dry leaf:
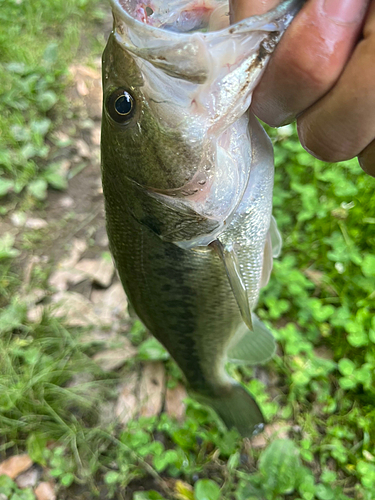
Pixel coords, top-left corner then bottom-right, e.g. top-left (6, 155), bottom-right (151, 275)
top-left (27, 304), bottom-right (44, 323)
top-left (91, 282), bottom-right (128, 319)
top-left (76, 78), bottom-right (89, 96)
top-left (69, 64), bottom-right (102, 119)
top-left (138, 363), bottom-right (165, 418)
top-left (99, 400), bottom-right (118, 426)
top-left (314, 346), bottom-right (334, 360)
top-left (59, 238), bottom-right (88, 269)
top-left (251, 422), bottom-right (291, 449)
top-left (21, 256), bottom-right (40, 293)
top-left (75, 258), bottom-right (114, 288)
top-left (10, 212), bottom-right (27, 227)
top-left (59, 196), bottom-right (74, 208)
top-left (80, 329), bottom-right (117, 345)
top-left (24, 218), bottom-right (48, 229)
top-left (91, 125), bottom-right (101, 146)
top-left (94, 57), bottom-right (101, 70)
top-left (95, 228), bottom-right (109, 248)
top-left (34, 482), bottom-right (56, 500)
top-left (165, 383), bottom-right (187, 421)
top-left (0, 221), bottom-right (15, 236)
top-left (70, 64), bottom-right (101, 80)
top-left (16, 465), bottom-right (41, 489)
top-left (48, 268), bottom-right (87, 292)
top-left (304, 268), bottom-right (337, 295)
top-left (52, 130), bottom-right (70, 144)
top-left (70, 154), bottom-right (82, 164)
top-left (51, 292), bottom-right (108, 327)
top-left (56, 159), bottom-right (71, 176)
top-left (75, 139), bottom-right (91, 159)
top-left (90, 146), bottom-right (100, 165)
top-left (0, 454), bottom-right (33, 479)
top-left (115, 372), bottom-right (139, 425)
top-left (23, 288), bottom-right (46, 306)
top-left (93, 344), bottom-right (136, 372)
top-left (48, 239), bottom-right (89, 291)
top-left (304, 269), bottom-right (324, 286)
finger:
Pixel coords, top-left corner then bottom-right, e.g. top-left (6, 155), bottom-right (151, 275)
top-left (230, 0), bottom-right (279, 21)
top-left (297, 1), bottom-right (375, 165)
top-left (251, 0), bottom-right (370, 127)
top-left (358, 140), bottom-right (375, 177)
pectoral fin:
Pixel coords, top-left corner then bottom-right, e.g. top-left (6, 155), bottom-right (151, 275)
top-left (227, 314), bottom-right (276, 365)
top-left (213, 239), bottom-right (276, 364)
top-left (260, 216), bottom-right (282, 288)
top-left (270, 215), bottom-right (282, 258)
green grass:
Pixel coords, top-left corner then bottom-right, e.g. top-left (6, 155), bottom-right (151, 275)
top-left (0, 0), bottom-right (105, 210)
top-left (1, 1), bottom-right (375, 499)
top-left (0, 309), bottom-right (113, 452)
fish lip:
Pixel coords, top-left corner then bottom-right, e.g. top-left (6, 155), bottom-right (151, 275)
top-left (110, 0), bottom-right (305, 40)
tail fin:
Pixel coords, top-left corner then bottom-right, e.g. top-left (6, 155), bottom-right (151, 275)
top-left (194, 384), bottom-right (265, 438)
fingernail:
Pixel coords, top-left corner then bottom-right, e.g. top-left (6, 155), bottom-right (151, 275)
top-left (323, 0), bottom-right (367, 24)
top-left (358, 155), bottom-right (375, 177)
top-left (297, 122), bottom-right (325, 162)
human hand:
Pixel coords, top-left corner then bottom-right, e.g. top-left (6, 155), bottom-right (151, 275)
top-left (230, 0), bottom-right (375, 176)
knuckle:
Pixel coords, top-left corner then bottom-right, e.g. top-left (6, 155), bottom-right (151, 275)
top-left (287, 48), bottom-right (335, 91)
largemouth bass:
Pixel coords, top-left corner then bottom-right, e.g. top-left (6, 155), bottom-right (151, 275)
top-left (101, 0), bottom-right (304, 437)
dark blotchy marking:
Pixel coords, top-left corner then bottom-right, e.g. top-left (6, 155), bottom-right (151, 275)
top-left (161, 283), bottom-right (172, 292)
top-left (165, 299), bottom-right (189, 310)
top-left (156, 243), bottom-right (207, 390)
top-left (141, 215), bottom-right (162, 235)
top-left (239, 32), bottom-right (280, 94)
top-left (257, 32), bottom-right (279, 61)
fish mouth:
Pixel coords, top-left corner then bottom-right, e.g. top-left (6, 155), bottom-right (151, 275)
top-left (113, 0), bottom-right (304, 36)
top-left (117, 0), bottom-right (230, 33)
top-left (111, 0), bottom-right (305, 83)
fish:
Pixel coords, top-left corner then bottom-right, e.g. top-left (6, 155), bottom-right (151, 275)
top-left (101, 0), bottom-right (304, 437)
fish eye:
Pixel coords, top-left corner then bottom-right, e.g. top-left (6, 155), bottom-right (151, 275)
top-left (106, 88), bottom-right (135, 124)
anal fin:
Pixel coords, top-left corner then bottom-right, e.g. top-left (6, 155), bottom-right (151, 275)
top-left (227, 314), bottom-right (276, 365)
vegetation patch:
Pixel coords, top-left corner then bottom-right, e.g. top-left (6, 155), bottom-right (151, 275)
top-left (0, 1), bottom-right (375, 500)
